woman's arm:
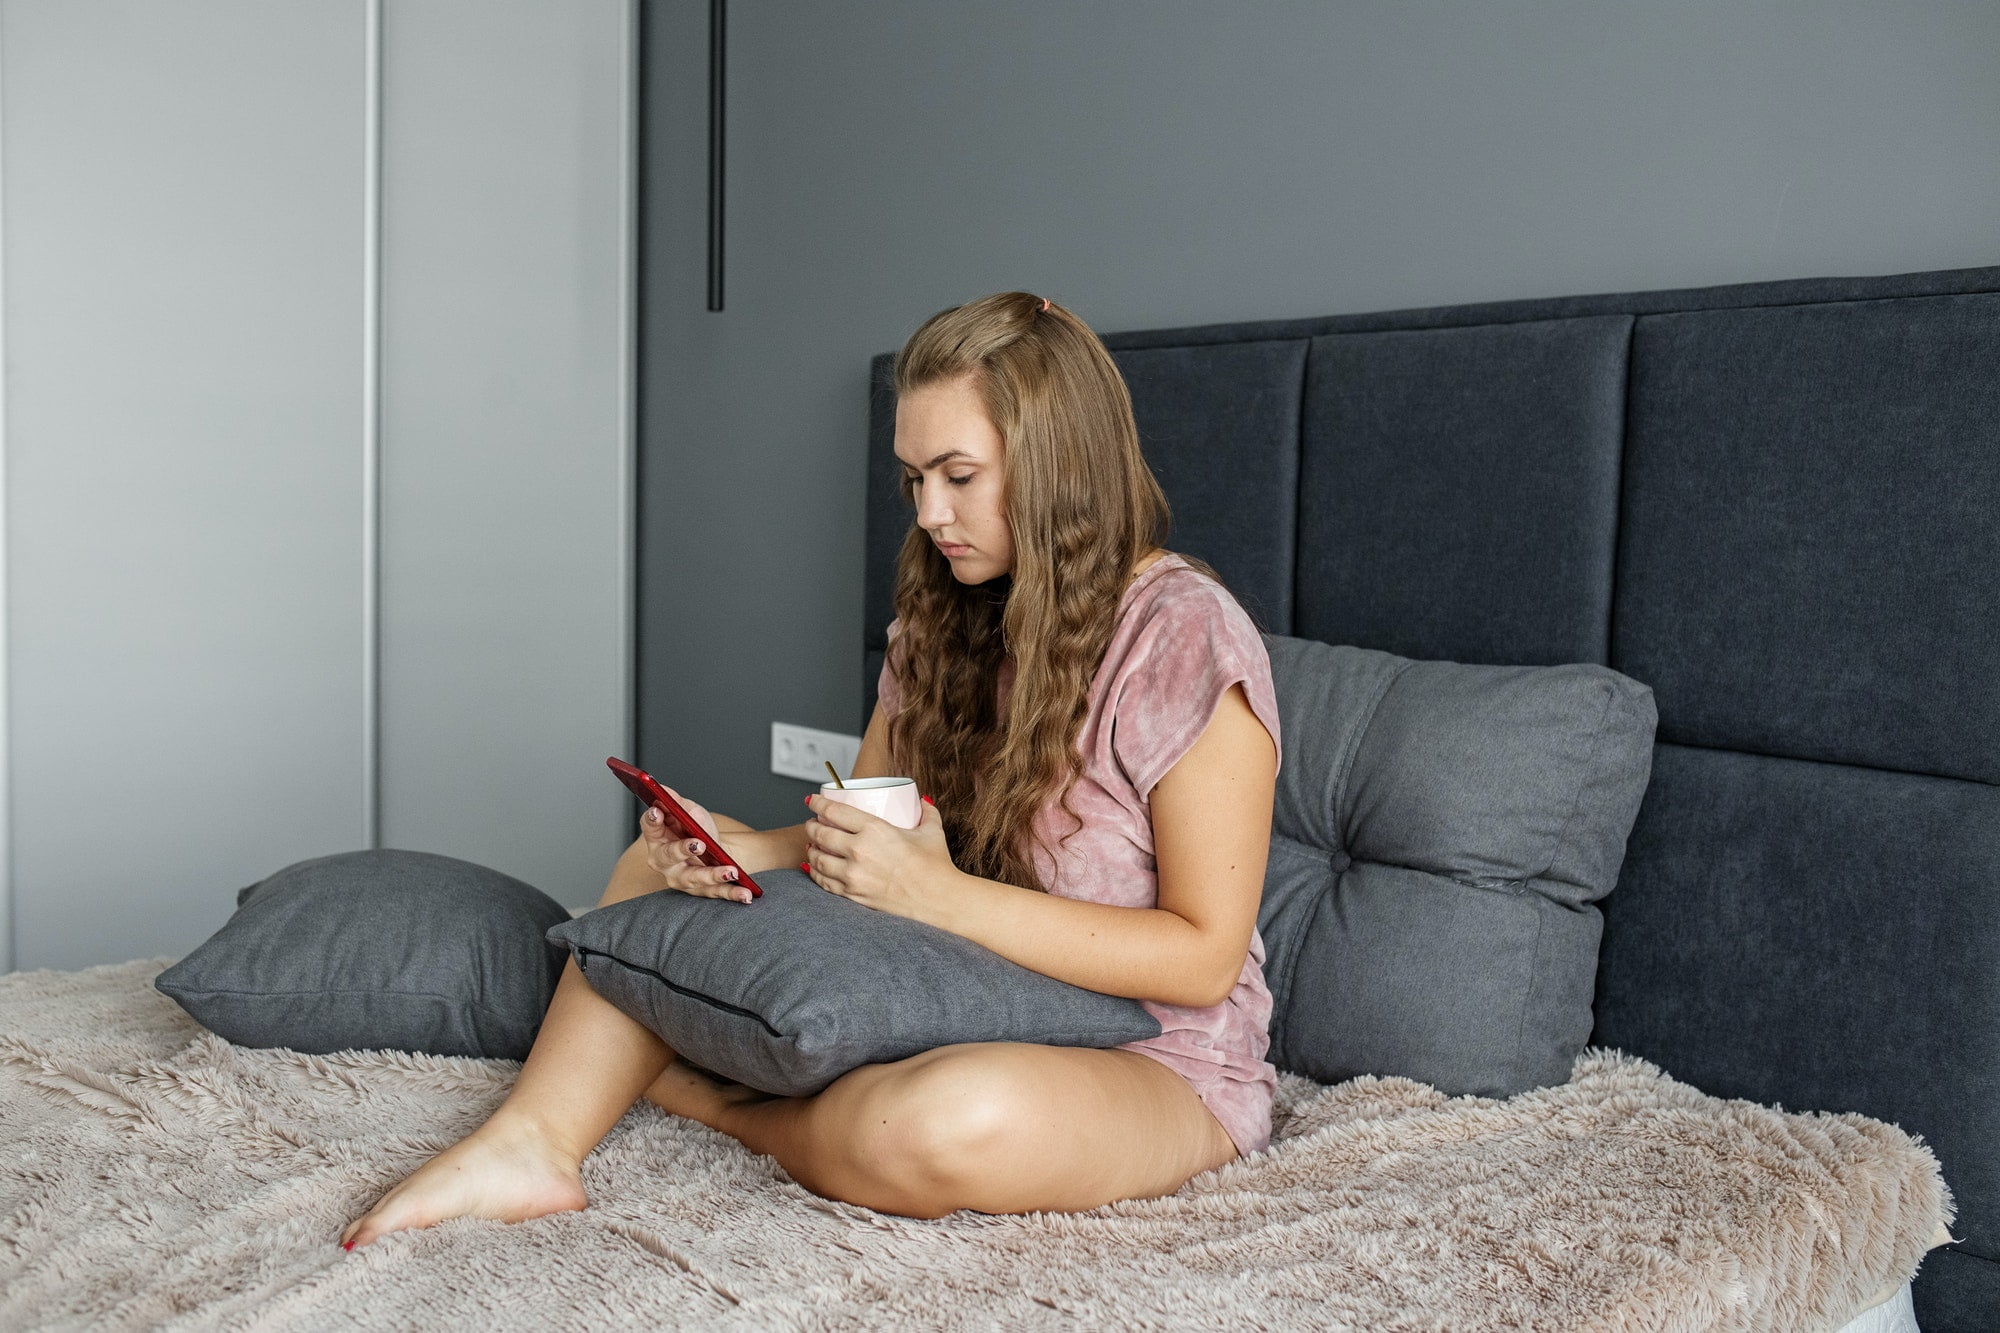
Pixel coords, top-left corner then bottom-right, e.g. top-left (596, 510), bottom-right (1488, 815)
top-left (713, 703), bottom-right (901, 873)
top-left (922, 683), bottom-right (1277, 1008)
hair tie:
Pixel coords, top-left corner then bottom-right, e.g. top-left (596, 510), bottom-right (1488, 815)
top-left (1039, 297), bottom-right (1051, 313)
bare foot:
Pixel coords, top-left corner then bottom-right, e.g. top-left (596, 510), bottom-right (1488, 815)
top-left (339, 1120), bottom-right (589, 1251)
top-left (643, 1058), bottom-right (780, 1132)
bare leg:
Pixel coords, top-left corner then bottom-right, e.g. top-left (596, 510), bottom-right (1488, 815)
top-left (340, 842), bottom-right (681, 1250)
top-left (637, 1041), bottom-right (990, 1216)
top-left (643, 1042), bottom-right (1238, 1220)
top-left (641, 1061), bottom-right (889, 1208)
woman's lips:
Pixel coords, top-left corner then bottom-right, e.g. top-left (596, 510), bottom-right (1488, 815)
top-left (938, 543), bottom-right (971, 557)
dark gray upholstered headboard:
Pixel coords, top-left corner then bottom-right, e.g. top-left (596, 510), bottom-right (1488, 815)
top-left (863, 266), bottom-right (2000, 1329)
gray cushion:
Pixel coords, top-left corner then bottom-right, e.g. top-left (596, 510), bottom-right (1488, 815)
top-left (546, 867), bottom-right (1162, 1097)
top-left (154, 848), bottom-right (572, 1060)
top-left (1256, 633), bottom-right (1657, 1097)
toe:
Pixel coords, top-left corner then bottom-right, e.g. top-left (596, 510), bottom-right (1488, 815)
top-left (342, 1202), bottom-right (401, 1251)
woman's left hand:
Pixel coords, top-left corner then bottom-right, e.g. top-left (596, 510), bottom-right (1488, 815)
top-left (803, 793), bottom-right (959, 923)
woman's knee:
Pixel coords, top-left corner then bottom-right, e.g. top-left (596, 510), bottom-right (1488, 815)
top-left (839, 1049), bottom-right (1029, 1190)
top-left (745, 1077), bottom-right (921, 1215)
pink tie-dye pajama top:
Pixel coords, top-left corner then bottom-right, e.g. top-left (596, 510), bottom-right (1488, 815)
top-left (876, 552), bottom-right (1284, 1156)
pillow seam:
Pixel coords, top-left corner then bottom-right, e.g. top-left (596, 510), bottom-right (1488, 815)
top-left (1333, 659), bottom-right (1417, 827)
top-left (558, 945), bottom-right (1160, 1049)
top-left (1537, 676), bottom-right (1621, 887)
top-left (152, 982), bottom-right (526, 1031)
top-left (1510, 898), bottom-right (1549, 1086)
top-left (1280, 880), bottom-right (1328, 1072)
top-left (564, 945), bottom-right (791, 1040)
top-left (1281, 866), bottom-right (1334, 1068)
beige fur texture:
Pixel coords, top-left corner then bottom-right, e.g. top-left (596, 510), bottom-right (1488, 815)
top-left (0, 959), bottom-right (1951, 1331)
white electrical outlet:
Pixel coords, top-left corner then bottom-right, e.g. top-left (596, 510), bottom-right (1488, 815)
top-left (770, 721), bottom-right (863, 784)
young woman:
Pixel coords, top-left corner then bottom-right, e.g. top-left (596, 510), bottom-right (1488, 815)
top-left (339, 291), bottom-right (1281, 1249)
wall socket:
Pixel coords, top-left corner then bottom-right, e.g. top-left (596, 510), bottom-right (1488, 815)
top-left (770, 721), bottom-right (862, 784)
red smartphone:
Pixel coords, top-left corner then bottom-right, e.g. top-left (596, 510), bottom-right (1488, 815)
top-left (606, 757), bottom-right (762, 899)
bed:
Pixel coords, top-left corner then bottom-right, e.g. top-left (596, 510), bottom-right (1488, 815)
top-left (874, 263), bottom-right (2000, 1327)
top-left (4, 265), bottom-right (1992, 1329)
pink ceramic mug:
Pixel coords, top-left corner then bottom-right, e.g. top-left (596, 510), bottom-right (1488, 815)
top-left (818, 776), bottom-right (922, 829)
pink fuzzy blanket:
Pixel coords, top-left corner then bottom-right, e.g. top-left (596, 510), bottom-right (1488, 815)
top-left (0, 959), bottom-right (1951, 1330)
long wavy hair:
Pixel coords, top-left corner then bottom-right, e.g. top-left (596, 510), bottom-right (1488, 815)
top-left (882, 291), bottom-right (1232, 893)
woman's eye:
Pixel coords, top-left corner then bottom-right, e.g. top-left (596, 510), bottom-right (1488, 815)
top-left (947, 474), bottom-right (972, 487)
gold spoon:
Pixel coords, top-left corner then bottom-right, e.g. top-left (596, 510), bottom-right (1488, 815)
top-left (824, 760), bottom-right (846, 789)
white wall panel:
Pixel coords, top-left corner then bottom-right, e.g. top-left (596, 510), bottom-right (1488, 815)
top-left (377, 0), bottom-right (632, 909)
top-left (0, 0), bottom-right (634, 969)
top-left (1, 0), bottom-right (368, 969)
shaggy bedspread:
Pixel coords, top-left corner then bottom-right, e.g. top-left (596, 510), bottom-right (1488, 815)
top-left (0, 960), bottom-right (1951, 1332)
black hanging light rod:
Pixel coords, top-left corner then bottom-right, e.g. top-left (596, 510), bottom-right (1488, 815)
top-left (707, 0), bottom-right (726, 311)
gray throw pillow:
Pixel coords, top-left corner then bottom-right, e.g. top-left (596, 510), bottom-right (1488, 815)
top-left (154, 848), bottom-right (572, 1060)
top-left (1256, 633), bottom-right (1657, 1098)
top-left (546, 867), bottom-right (1162, 1097)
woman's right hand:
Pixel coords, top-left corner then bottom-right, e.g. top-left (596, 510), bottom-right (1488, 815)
top-left (639, 787), bottom-right (751, 902)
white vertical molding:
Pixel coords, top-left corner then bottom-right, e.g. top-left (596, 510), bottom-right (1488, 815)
top-left (0, 16), bottom-right (14, 974)
top-left (362, 0), bottom-right (383, 848)
top-left (619, 0), bottom-right (638, 771)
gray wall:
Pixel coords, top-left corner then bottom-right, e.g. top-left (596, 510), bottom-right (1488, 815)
top-left (638, 0), bottom-right (2000, 832)
top-left (2, 0), bottom-right (634, 971)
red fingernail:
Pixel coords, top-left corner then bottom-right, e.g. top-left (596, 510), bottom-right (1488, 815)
top-left (343, 1241), bottom-right (354, 1251)
top-left (921, 794), bottom-right (934, 806)
top-left (803, 796), bottom-right (812, 807)
top-left (799, 862), bottom-right (811, 872)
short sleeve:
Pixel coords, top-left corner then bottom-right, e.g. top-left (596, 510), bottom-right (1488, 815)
top-left (1111, 586), bottom-right (1283, 801)
top-left (875, 617), bottom-right (903, 721)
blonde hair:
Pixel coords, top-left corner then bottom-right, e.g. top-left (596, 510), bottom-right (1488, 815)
top-left (883, 291), bottom-right (1228, 892)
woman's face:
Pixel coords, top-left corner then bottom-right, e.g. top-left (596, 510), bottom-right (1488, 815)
top-left (895, 373), bottom-right (1015, 584)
